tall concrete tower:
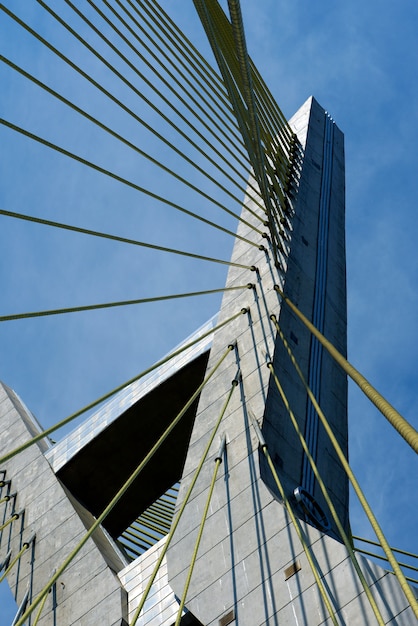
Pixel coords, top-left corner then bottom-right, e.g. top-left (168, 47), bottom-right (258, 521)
top-left (0, 95), bottom-right (415, 625)
top-left (165, 94), bottom-right (349, 625)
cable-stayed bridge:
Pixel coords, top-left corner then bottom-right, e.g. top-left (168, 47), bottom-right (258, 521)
top-left (0, 2), bottom-right (417, 624)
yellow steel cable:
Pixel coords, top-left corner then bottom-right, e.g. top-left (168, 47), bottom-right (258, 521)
top-left (138, 512), bottom-right (171, 528)
top-left (353, 548), bottom-right (418, 577)
top-left (266, 169), bottom-right (288, 216)
top-left (207, 3), bottom-right (245, 94)
top-left (140, 500), bottom-right (174, 517)
top-left (0, 308), bottom-right (248, 466)
top-left (192, 2), bottom-right (246, 124)
top-left (124, 527), bottom-right (158, 545)
top-left (214, 1), bottom-right (266, 134)
top-left (0, 208), bottom-right (256, 270)
top-left (353, 536), bottom-right (418, 561)
top-left (255, 105), bottom-right (290, 169)
top-left (5, 5), bottom-right (278, 214)
top-left (267, 147), bottom-right (290, 188)
top-left (139, 0), bottom-right (231, 112)
top-left (194, 3), bottom-right (259, 177)
top-left (201, 2), bottom-right (294, 200)
top-left (0, 495), bottom-right (11, 505)
top-left (228, 0), bottom-right (288, 227)
top-left (199, 0), bottom-right (285, 266)
top-left (174, 437), bottom-right (226, 626)
top-left (45, 0), bottom-right (242, 157)
top-left (142, 502), bottom-right (173, 518)
top-left (135, 519), bottom-right (169, 535)
top-left (403, 574), bottom-right (418, 586)
top-left (120, 0), bottom-right (238, 132)
top-left (0, 284), bottom-right (253, 323)
top-left (256, 91), bottom-right (293, 156)
top-left (206, 0), bottom-right (292, 156)
top-left (13, 344), bottom-right (235, 626)
top-left (249, 416), bottom-right (339, 626)
top-left (37, 0), bottom-right (259, 205)
top-left (130, 373), bottom-right (240, 625)
top-left (266, 357), bottom-right (385, 626)
top-left (130, 520), bottom-right (168, 538)
top-left (1, 5), bottom-right (265, 220)
top-left (250, 62), bottom-right (293, 143)
top-left (119, 534), bottom-right (148, 551)
top-left (131, 516), bottom-right (168, 536)
top-left (130, 0), bottom-right (267, 207)
top-left (32, 591), bottom-right (49, 626)
top-left (273, 286), bottom-right (418, 454)
top-left (248, 91), bottom-right (288, 159)
top-left (270, 312), bottom-right (418, 617)
top-left (1, 119), bottom-right (265, 240)
top-left (81, 0), bottom-right (249, 165)
top-left (204, 2), bottom-right (252, 138)
top-left (90, 0), bottom-right (246, 161)
top-left (0, 513), bottom-right (19, 532)
top-left (141, 498), bottom-right (172, 525)
top-left (352, 539), bottom-right (418, 582)
top-left (137, 0), bottom-right (269, 205)
top-left (193, 0), bottom-right (277, 232)
top-left (139, 510), bottom-right (173, 526)
top-left (0, 543), bottom-right (30, 584)
top-left (1, 56), bottom-right (261, 225)
top-left (119, 539), bottom-right (150, 555)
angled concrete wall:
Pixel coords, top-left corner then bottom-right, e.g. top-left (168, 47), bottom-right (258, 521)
top-left (0, 382), bottom-right (128, 625)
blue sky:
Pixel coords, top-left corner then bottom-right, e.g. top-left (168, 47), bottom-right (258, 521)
top-left (1, 0), bottom-right (417, 621)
